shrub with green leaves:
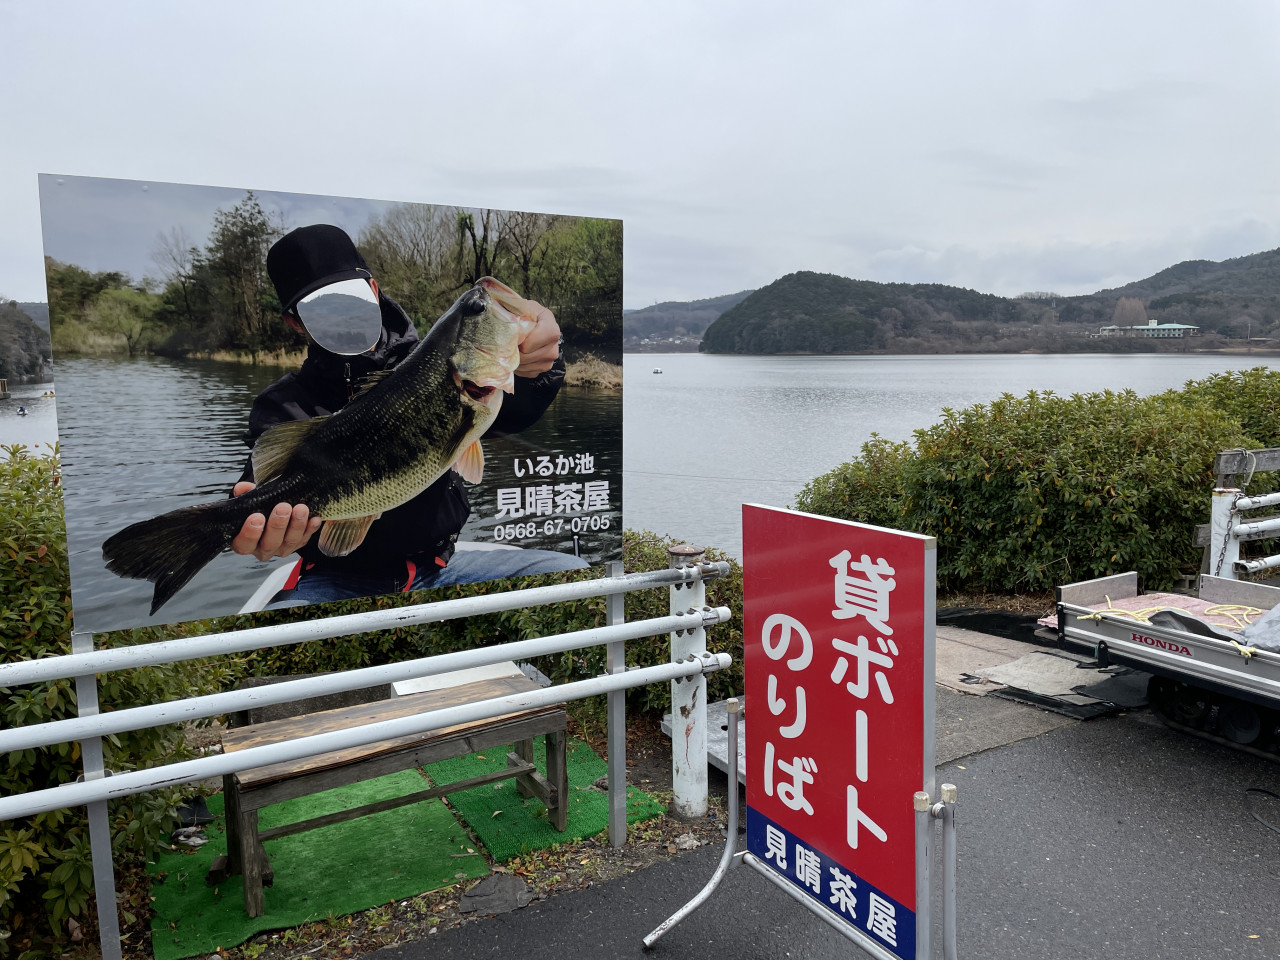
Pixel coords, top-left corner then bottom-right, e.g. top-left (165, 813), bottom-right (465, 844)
top-left (789, 433), bottom-right (914, 531)
top-left (0, 446), bottom-right (233, 951)
top-left (1175, 366), bottom-right (1280, 450)
top-left (796, 369), bottom-right (1280, 592)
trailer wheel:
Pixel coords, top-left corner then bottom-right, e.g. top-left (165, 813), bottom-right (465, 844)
top-left (1148, 676), bottom-right (1210, 727)
top-left (1218, 700), bottom-right (1263, 745)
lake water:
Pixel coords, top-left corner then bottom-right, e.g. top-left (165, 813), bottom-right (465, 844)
top-left (10, 351), bottom-right (1278, 632)
top-left (0, 380), bottom-right (59, 452)
top-left (622, 352), bottom-right (1280, 558)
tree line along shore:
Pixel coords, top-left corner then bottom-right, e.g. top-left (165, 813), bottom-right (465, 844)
top-left (34, 192), bottom-right (622, 369)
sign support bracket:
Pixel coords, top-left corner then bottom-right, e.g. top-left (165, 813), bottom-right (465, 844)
top-left (643, 698), bottom-right (959, 958)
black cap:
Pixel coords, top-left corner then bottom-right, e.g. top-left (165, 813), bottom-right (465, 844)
top-left (267, 224), bottom-right (372, 313)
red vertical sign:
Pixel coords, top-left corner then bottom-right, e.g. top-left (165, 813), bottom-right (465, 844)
top-left (743, 504), bottom-right (935, 960)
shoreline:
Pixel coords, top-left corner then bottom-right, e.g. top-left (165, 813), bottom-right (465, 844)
top-left (628, 343), bottom-right (1280, 358)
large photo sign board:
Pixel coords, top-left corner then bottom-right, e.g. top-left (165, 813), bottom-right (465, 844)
top-left (743, 504), bottom-right (935, 960)
top-left (39, 175), bottom-right (622, 634)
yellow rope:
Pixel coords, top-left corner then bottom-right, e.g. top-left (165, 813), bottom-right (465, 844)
top-left (1073, 596), bottom-right (1166, 624)
top-left (1072, 597), bottom-right (1268, 632)
top-left (1202, 604), bottom-right (1267, 630)
top-left (1228, 640), bottom-right (1259, 660)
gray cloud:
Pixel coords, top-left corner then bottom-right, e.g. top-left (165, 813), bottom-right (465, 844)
top-left (2, 1), bottom-right (1277, 309)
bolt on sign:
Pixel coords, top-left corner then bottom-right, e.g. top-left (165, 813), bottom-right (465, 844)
top-left (743, 504), bottom-right (936, 960)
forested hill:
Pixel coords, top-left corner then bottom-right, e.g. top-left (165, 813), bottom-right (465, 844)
top-left (699, 271), bottom-right (1012, 354)
top-left (1101, 247), bottom-right (1280, 300)
top-left (701, 248), bottom-right (1280, 354)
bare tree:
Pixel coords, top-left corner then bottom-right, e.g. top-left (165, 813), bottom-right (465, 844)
top-left (496, 209), bottom-right (558, 296)
top-left (358, 203), bottom-right (455, 322)
top-left (455, 208), bottom-right (500, 288)
top-left (151, 225), bottom-right (198, 325)
top-left (1112, 297), bottom-right (1149, 328)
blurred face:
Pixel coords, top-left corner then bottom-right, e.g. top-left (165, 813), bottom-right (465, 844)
top-left (291, 278), bottom-right (382, 354)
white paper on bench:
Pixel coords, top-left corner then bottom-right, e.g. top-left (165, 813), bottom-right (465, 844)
top-left (392, 660), bottom-right (525, 696)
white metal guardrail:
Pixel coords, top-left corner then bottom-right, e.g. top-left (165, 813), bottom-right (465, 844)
top-left (1203, 447), bottom-right (1280, 578)
top-left (0, 557), bottom-right (735, 960)
top-left (1208, 488), bottom-right (1280, 577)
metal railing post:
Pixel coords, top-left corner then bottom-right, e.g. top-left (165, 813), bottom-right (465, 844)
top-left (669, 544), bottom-right (708, 818)
top-left (940, 783), bottom-right (959, 960)
top-left (1210, 488), bottom-right (1241, 578)
top-left (605, 559), bottom-right (627, 846)
top-left (913, 790), bottom-right (933, 960)
top-left (72, 633), bottom-right (122, 960)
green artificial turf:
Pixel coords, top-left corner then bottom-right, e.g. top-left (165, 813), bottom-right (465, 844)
top-left (149, 770), bottom-right (487, 960)
top-left (424, 736), bottom-right (666, 861)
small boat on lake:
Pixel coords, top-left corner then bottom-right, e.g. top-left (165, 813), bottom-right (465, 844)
top-left (652, 367), bottom-right (663, 374)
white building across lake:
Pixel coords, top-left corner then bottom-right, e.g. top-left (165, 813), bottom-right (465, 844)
top-left (1096, 318), bottom-right (1200, 339)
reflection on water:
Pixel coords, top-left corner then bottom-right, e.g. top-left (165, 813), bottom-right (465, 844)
top-left (623, 352), bottom-right (1280, 559)
top-left (57, 357), bottom-right (298, 633)
top-left (55, 356), bottom-right (622, 634)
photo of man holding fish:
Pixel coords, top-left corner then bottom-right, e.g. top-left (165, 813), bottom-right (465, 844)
top-left (39, 176), bottom-right (623, 634)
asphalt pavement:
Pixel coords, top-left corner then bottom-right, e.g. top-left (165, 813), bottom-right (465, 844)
top-left (374, 631), bottom-right (1280, 960)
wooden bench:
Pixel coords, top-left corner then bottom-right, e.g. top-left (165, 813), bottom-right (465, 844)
top-left (210, 670), bottom-right (568, 917)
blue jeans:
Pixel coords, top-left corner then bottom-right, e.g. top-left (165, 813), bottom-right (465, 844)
top-left (265, 547), bottom-right (590, 609)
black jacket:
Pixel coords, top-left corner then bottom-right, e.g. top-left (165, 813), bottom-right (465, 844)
top-left (240, 294), bottom-right (564, 581)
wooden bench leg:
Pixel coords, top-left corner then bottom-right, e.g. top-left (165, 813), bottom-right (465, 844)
top-left (512, 738), bottom-right (535, 798)
top-left (240, 808), bottom-right (266, 918)
top-left (546, 731), bottom-right (568, 832)
top-left (222, 775), bottom-right (242, 876)
top-left (206, 775), bottom-right (243, 887)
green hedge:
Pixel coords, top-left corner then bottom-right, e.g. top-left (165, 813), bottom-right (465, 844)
top-left (796, 369), bottom-right (1280, 592)
top-left (0, 446), bottom-right (234, 952)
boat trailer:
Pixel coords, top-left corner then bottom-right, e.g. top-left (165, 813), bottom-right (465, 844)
top-left (1048, 447), bottom-right (1280, 758)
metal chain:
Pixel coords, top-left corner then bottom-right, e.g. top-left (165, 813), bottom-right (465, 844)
top-left (1213, 492), bottom-right (1242, 577)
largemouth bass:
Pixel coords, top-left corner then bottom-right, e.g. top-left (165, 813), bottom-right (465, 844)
top-left (102, 277), bottom-right (540, 615)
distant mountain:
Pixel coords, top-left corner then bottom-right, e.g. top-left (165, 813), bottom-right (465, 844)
top-left (1055, 248), bottom-right (1280, 337)
top-left (1101, 248), bottom-right (1280, 300)
top-left (700, 249), bottom-right (1280, 354)
top-left (16, 302), bottom-right (50, 331)
top-left (624, 290), bottom-right (753, 347)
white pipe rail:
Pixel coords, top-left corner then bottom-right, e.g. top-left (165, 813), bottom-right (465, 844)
top-left (1235, 555), bottom-right (1280, 575)
top-left (0, 563), bottom-right (730, 688)
top-left (2, 558), bottom-right (736, 960)
top-left (1236, 491), bottom-right (1280, 511)
top-left (0, 608), bottom-right (730, 754)
top-left (0, 653), bottom-right (730, 822)
top-left (1233, 516), bottom-right (1280, 539)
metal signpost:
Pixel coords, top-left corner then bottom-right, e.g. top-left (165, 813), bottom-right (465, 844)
top-left (647, 505), bottom-right (957, 959)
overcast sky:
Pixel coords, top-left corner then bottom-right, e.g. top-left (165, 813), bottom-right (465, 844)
top-left (2, 1), bottom-right (1277, 309)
